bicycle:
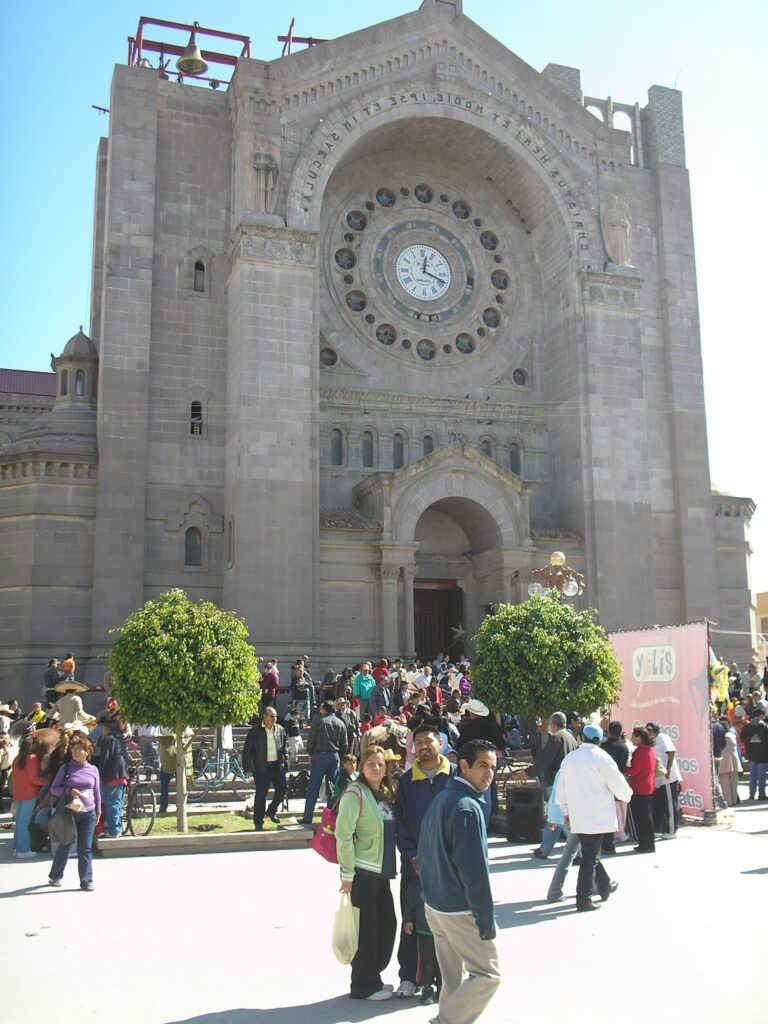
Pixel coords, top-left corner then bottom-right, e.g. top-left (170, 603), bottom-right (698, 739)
top-left (121, 751), bottom-right (157, 836)
top-left (188, 748), bottom-right (254, 802)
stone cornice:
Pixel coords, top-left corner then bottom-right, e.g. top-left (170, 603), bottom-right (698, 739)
top-left (320, 386), bottom-right (546, 424)
top-left (226, 223), bottom-right (317, 271)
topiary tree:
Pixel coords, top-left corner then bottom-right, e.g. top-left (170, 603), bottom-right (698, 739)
top-left (108, 589), bottom-right (260, 832)
top-left (471, 593), bottom-right (621, 721)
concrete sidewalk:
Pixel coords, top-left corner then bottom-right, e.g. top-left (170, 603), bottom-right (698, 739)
top-left (1, 788), bottom-right (766, 1024)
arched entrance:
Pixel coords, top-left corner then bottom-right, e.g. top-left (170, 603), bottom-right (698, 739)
top-left (354, 441), bottom-right (536, 659)
top-left (413, 497), bottom-right (503, 660)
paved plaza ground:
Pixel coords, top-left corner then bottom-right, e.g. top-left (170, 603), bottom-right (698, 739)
top-left (1, 789), bottom-right (766, 1024)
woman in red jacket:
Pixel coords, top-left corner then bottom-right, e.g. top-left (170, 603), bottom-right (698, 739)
top-left (626, 727), bottom-right (656, 854)
top-left (11, 725), bottom-right (48, 858)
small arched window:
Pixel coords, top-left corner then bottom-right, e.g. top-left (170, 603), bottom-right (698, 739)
top-left (393, 433), bottom-right (405, 470)
top-left (75, 370), bottom-right (85, 396)
top-left (480, 439), bottom-right (492, 457)
top-left (509, 443), bottom-right (522, 476)
top-left (61, 370), bottom-right (68, 397)
top-left (227, 517), bottom-right (234, 568)
top-left (184, 527), bottom-right (202, 567)
top-left (190, 401), bottom-right (203, 436)
top-left (361, 430), bottom-right (374, 468)
top-left (330, 428), bottom-right (343, 466)
top-left (422, 435), bottom-right (434, 457)
top-left (193, 260), bottom-right (206, 293)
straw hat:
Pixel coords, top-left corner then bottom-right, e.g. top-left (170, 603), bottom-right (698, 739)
top-left (54, 680), bottom-right (89, 694)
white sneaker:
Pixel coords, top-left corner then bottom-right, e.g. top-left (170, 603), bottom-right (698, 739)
top-left (15, 851), bottom-right (37, 859)
top-left (396, 981), bottom-right (416, 998)
top-left (661, 832), bottom-right (677, 839)
top-left (367, 988), bottom-right (394, 1001)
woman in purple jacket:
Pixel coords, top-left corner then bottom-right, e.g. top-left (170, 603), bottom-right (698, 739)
top-left (48, 735), bottom-right (101, 891)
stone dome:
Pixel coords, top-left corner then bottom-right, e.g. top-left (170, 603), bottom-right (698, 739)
top-left (61, 327), bottom-right (98, 361)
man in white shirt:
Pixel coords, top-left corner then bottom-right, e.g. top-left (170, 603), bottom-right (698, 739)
top-left (558, 723), bottom-right (632, 912)
top-left (646, 722), bottom-right (682, 838)
top-left (413, 665), bottom-right (433, 691)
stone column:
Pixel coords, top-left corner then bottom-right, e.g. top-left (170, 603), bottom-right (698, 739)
top-left (90, 66), bottom-right (158, 650)
top-left (223, 225), bottom-right (318, 648)
top-left (402, 567), bottom-right (417, 661)
top-left (379, 566), bottom-right (401, 655)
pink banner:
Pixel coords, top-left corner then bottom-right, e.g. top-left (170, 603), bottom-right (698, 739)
top-left (609, 622), bottom-right (713, 816)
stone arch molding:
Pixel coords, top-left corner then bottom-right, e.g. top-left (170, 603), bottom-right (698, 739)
top-left (164, 494), bottom-right (224, 535)
top-left (354, 441), bottom-right (536, 549)
top-left (287, 79), bottom-right (599, 267)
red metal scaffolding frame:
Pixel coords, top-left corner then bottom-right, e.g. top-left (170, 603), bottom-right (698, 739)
top-left (127, 17), bottom-right (251, 86)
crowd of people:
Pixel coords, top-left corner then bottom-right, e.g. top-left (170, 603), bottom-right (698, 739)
top-left (3, 651), bottom-right (767, 1024)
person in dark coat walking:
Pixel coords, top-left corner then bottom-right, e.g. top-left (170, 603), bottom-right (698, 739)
top-left (242, 708), bottom-right (288, 830)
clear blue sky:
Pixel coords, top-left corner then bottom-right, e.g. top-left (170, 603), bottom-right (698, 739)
top-left (2, 1), bottom-right (766, 597)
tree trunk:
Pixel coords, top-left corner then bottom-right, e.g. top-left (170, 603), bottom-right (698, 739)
top-left (176, 723), bottom-right (188, 833)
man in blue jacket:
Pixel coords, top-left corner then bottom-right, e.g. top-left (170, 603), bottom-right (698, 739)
top-left (394, 723), bottom-right (456, 1000)
top-left (418, 738), bottom-right (500, 1024)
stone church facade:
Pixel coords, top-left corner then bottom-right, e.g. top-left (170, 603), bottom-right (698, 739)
top-left (0, 0), bottom-right (756, 699)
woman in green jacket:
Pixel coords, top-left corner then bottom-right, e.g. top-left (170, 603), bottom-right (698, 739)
top-left (336, 743), bottom-right (398, 1001)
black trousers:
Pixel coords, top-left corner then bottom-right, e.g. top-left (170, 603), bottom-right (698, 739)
top-left (350, 872), bottom-right (397, 999)
top-left (631, 793), bottom-right (655, 851)
top-left (416, 931), bottom-right (441, 990)
top-left (653, 781), bottom-right (679, 834)
top-left (397, 864), bottom-right (419, 983)
top-left (575, 832), bottom-right (611, 907)
top-left (252, 762), bottom-right (287, 827)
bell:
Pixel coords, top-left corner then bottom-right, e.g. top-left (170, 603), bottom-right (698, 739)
top-left (176, 22), bottom-right (208, 76)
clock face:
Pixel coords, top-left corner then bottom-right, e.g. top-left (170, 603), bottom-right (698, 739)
top-left (396, 244), bottom-right (452, 301)
top-left (323, 178), bottom-right (522, 368)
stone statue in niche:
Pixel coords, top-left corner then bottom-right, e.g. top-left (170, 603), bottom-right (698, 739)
top-left (600, 194), bottom-right (633, 267)
top-left (252, 151), bottom-right (279, 214)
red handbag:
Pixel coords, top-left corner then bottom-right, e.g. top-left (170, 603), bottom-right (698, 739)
top-left (309, 804), bottom-right (340, 863)
top-left (309, 789), bottom-right (363, 864)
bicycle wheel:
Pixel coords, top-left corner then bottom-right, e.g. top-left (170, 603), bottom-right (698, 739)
top-left (188, 771), bottom-right (212, 803)
top-left (128, 783), bottom-right (157, 837)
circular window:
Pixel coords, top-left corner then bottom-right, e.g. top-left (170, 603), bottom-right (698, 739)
top-left (400, 187), bottom-right (410, 197)
top-left (416, 339), bottom-right (436, 361)
top-left (319, 348), bottom-right (338, 367)
top-left (491, 269), bottom-right (509, 290)
top-left (456, 333), bottom-right (476, 355)
top-left (364, 313), bottom-right (375, 325)
top-left (493, 254), bottom-right (502, 263)
top-left (346, 291), bottom-right (367, 312)
top-left (439, 193), bottom-right (450, 203)
top-left (482, 307), bottom-right (500, 328)
top-left (480, 231), bottom-right (498, 251)
top-left (376, 323), bottom-right (397, 346)
top-left (343, 274), bottom-right (354, 285)
top-left (343, 233), bottom-right (355, 244)
top-left (335, 248), bottom-right (356, 270)
top-left (376, 187), bottom-right (396, 208)
top-left (364, 200), bottom-right (375, 211)
top-left (442, 343), bottom-right (452, 354)
top-left (346, 210), bottom-right (367, 231)
top-left (401, 338), bottom-right (412, 350)
top-left (512, 368), bottom-right (528, 386)
top-left (414, 183), bottom-right (434, 204)
top-left (477, 327), bottom-right (486, 338)
top-left (473, 218), bottom-right (483, 227)
top-left (452, 199), bottom-right (471, 219)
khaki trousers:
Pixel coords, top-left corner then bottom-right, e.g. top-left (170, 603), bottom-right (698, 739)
top-left (424, 907), bottom-right (500, 1024)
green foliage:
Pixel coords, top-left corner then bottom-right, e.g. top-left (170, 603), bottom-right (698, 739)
top-left (108, 589), bottom-right (261, 727)
top-left (471, 593), bottom-right (620, 717)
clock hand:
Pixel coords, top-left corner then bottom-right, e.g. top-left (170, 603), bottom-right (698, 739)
top-left (423, 270), bottom-right (447, 283)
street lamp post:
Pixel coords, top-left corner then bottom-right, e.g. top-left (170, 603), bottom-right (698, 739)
top-left (527, 550), bottom-right (585, 598)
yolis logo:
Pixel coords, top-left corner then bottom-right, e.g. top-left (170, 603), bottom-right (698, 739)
top-left (631, 644), bottom-right (679, 707)
top-left (633, 645), bottom-right (677, 684)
